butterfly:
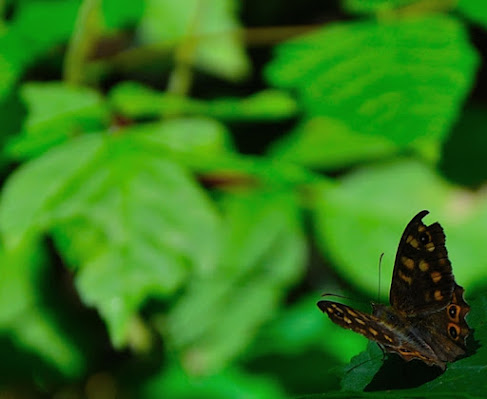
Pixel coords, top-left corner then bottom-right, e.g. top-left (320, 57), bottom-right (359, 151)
top-left (317, 210), bottom-right (470, 369)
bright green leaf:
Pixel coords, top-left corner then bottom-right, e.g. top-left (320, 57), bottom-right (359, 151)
top-left (138, 0), bottom-right (250, 81)
top-left (0, 120), bottom-right (223, 348)
top-left (6, 82), bottom-right (108, 160)
top-left (269, 116), bottom-right (398, 169)
top-left (266, 15), bottom-right (478, 145)
top-left (163, 190), bottom-right (306, 374)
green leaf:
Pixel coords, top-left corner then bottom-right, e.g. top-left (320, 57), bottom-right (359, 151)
top-left (457, 0), bottom-right (487, 29)
top-left (110, 82), bottom-right (298, 121)
top-left (101, 0), bottom-right (144, 29)
top-left (266, 15), bottom-right (478, 146)
top-left (341, 0), bottom-right (417, 14)
top-left (340, 343), bottom-right (383, 391)
top-left (0, 0), bottom-right (79, 100)
top-left (14, 0), bottom-right (79, 50)
top-left (138, 0), bottom-right (250, 81)
top-left (132, 117), bottom-right (236, 157)
top-left (6, 82), bottom-right (108, 160)
top-left (269, 116), bottom-right (397, 170)
top-left (0, 120), bottom-right (223, 348)
top-left (139, 363), bottom-right (286, 399)
top-left (163, 190), bottom-right (306, 374)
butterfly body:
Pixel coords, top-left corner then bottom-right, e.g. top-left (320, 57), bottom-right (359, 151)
top-left (318, 211), bottom-right (470, 369)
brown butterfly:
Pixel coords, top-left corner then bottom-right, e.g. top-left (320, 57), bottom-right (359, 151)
top-left (318, 210), bottom-right (470, 369)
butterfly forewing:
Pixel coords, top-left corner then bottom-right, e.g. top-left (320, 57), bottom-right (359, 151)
top-left (390, 210), bottom-right (455, 316)
top-left (317, 300), bottom-right (399, 346)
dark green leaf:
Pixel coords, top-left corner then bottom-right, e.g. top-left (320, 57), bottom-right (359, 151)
top-left (0, 241), bottom-right (84, 377)
top-left (457, 0), bottom-right (487, 29)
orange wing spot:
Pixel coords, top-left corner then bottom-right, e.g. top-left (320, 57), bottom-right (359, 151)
top-left (430, 271), bottom-right (441, 283)
top-left (346, 308), bottom-right (358, 317)
top-left (438, 257), bottom-right (449, 266)
top-left (326, 307), bottom-right (334, 314)
top-left (384, 334), bottom-right (394, 343)
top-left (355, 318), bottom-right (366, 325)
top-left (343, 316), bottom-right (352, 324)
top-left (418, 225), bottom-right (426, 232)
top-left (419, 260), bottom-right (429, 272)
top-left (401, 256), bottom-right (415, 270)
top-left (406, 235), bottom-right (419, 249)
top-left (398, 270), bottom-right (413, 285)
top-left (368, 327), bottom-right (379, 336)
top-left (357, 328), bottom-right (367, 335)
top-left (425, 242), bottom-right (435, 252)
top-left (434, 290), bottom-right (443, 301)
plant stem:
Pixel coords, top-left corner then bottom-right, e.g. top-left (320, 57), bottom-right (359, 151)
top-left (63, 0), bottom-right (102, 85)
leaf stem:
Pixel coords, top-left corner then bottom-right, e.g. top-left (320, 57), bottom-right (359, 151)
top-left (63, 0), bottom-right (102, 85)
top-left (166, 0), bottom-right (205, 96)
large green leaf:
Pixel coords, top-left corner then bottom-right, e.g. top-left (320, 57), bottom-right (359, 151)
top-left (0, 119), bottom-right (224, 348)
top-left (266, 15), bottom-right (478, 146)
top-left (162, 190), bottom-right (306, 374)
top-left (138, 0), bottom-right (250, 81)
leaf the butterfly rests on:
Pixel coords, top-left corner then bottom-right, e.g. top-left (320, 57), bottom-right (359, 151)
top-left (318, 210), bottom-right (470, 369)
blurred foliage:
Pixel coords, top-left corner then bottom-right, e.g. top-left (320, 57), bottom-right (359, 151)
top-left (0, 0), bottom-right (486, 398)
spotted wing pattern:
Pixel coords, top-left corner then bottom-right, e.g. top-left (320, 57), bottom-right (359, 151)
top-left (318, 210), bottom-right (471, 369)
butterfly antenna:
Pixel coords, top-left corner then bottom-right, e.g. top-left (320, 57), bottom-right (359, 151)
top-left (320, 293), bottom-right (370, 305)
top-left (377, 252), bottom-right (385, 303)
